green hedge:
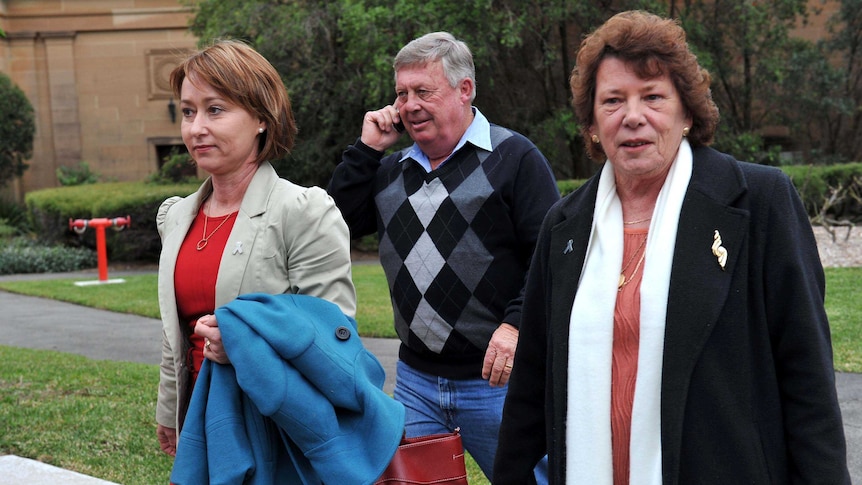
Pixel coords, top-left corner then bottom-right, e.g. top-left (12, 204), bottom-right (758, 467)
top-left (561, 164), bottom-right (862, 223)
top-left (23, 163), bottom-right (861, 263)
top-left (558, 179), bottom-right (587, 197)
top-left (25, 181), bottom-right (200, 262)
top-left (0, 238), bottom-right (97, 275)
top-left (782, 163), bottom-right (862, 223)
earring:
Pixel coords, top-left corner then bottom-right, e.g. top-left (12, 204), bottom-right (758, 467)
top-left (682, 126), bottom-right (690, 137)
top-left (591, 134), bottom-right (600, 144)
top-left (258, 127), bottom-right (265, 134)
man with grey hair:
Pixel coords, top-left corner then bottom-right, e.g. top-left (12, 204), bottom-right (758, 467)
top-left (328, 31), bottom-right (556, 482)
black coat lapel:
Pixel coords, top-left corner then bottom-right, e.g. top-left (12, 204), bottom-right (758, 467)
top-left (547, 177), bottom-right (599, 347)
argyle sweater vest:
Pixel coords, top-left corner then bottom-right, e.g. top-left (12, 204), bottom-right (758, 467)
top-left (371, 126), bottom-right (556, 378)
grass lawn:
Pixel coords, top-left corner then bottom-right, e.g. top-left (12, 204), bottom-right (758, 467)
top-left (0, 346), bottom-right (173, 484)
top-left (0, 263), bottom-right (489, 483)
top-left (0, 264), bottom-right (859, 484)
top-left (823, 267), bottom-right (862, 372)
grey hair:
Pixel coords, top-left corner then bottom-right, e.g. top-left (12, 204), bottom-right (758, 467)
top-left (394, 32), bottom-right (476, 101)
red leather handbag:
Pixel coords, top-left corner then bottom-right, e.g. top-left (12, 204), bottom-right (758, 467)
top-left (374, 428), bottom-right (468, 484)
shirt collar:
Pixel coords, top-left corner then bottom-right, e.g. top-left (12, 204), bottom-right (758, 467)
top-left (399, 107), bottom-right (492, 172)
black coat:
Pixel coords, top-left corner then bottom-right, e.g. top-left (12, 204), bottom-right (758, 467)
top-left (494, 146), bottom-right (850, 484)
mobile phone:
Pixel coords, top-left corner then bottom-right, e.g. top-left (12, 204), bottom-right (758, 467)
top-left (394, 119), bottom-right (405, 133)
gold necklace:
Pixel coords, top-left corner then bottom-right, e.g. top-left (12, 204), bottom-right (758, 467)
top-left (618, 233), bottom-right (648, 290)
top-left (196, 211), bottom-right (234, 251)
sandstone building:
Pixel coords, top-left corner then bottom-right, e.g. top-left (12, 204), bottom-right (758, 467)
top-left (0, 0), bottom-right (197, 201)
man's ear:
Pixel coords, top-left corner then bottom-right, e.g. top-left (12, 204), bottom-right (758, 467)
top-left (459, 78), bottom-right (474, 103)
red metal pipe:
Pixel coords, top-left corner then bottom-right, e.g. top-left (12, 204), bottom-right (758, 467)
top-left (68, 216), bottom-right (131, 281)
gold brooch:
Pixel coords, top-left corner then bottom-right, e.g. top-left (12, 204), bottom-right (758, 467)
top-left (712, 230), bottom-right (727, 270)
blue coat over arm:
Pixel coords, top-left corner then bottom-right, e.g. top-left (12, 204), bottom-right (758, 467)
top-left (171, 293), bottom-right (405, 485)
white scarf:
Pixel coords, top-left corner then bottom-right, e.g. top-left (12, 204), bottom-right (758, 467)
top-left (565, 140), bottom-right (692, 484)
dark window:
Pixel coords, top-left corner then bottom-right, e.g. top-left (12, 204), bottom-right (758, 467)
top-left (156, 144), bottom-right (196, 178)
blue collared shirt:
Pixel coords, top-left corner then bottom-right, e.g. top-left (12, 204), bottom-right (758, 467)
top-left (399, 107), bottom-right (492, 172)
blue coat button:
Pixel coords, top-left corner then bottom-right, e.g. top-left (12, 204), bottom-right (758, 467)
top-left (335, 326), bottom-right (351, 341)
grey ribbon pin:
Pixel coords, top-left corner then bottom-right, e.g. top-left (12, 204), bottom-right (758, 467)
top-left (563, 239), bottom-right (574, 254)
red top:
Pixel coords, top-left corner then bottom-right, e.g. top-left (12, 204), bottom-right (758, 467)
top-left (174, 206), bottom-right (237, 381)
top-left (612, 228), bottom-right (647, 485)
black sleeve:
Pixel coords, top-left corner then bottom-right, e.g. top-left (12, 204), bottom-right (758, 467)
top-left (327, 138), bottom-right (385, 239)
top-left (494, 204), bottom-right (559, 484)
top-left (757, 169), bottom-right (851, 483)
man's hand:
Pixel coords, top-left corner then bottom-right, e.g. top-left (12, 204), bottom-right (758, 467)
top-left (482, 323), bottom-right (519, 387)
top-left (360, 104), bottom-right (403, 152)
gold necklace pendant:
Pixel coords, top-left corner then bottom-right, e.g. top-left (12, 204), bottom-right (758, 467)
top-left (618, 233), bottom-right (648, 290)
top-left (196, 212), bottom-right (233, 251)
top-left (618, 250), bottom-right (646, 291)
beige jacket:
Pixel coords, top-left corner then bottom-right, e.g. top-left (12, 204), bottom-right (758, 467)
top-left (155, 162), bottom-right (356, 430)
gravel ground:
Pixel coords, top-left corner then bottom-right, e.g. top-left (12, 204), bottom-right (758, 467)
top-left (813, 225), bottom-right (862, 268)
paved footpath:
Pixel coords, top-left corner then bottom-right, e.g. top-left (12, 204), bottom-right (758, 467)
top-left (0, 268), bottom-right (859, 483)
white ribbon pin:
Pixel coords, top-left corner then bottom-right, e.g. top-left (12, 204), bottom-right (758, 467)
top-left (232, 241), bottom-right (243, 255)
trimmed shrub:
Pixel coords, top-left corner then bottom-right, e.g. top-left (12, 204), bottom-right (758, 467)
top-left (0, 198), bottom-right (32, 236)
top-left (558, 166), bottom-right (862, 223)
top-left (148, 149), bottom-right (197, 184)
top-left (558, 179), bottom-right (587, 197)
top-left (782, 163), bottom-right (862, 223)
top-left (25, 180), bottom-right (200, 262)
top-left (0, 238), bottom-right (97, 275)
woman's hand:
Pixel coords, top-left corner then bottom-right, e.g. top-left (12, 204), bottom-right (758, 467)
top-left (195, 314), bottom-right (230, 364)
top-left (157, 424), bottom-right (177, 456)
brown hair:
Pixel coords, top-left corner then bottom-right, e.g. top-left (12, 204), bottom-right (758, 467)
top-left (170, 39), bottom-right (296, 163)
top-left (570, 10), bottom-right (719, 161)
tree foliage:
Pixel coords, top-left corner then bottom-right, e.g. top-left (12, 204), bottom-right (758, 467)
top-left (678, 0), bottom-right (862, 164)
top-left (806, 0), bottom-right (862, 163)
top-left (680, 0), bottom-right (809, 133)
top-left (0, 73), bottom-right (35, 188)
top-left (182, 0), bottom-right (665, 184)
top-left (833, 0), bottom-right (862, 161)
top-left (182, 0), bottom-right (861, 184)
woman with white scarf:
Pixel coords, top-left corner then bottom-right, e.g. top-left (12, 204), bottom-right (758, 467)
top-left (494, 10), bottom-right (849, 485)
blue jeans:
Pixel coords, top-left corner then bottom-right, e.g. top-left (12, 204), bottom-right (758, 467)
top-left (393, 360), bottom-right (548, 483)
